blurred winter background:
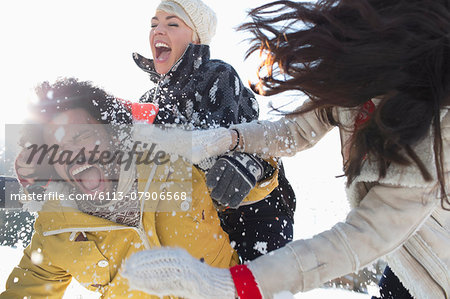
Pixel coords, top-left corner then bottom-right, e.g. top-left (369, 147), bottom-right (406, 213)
top-left (0, 0), bottom-right (381, 298)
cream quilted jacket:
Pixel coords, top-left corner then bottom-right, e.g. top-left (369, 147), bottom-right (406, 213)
top-left (232, 105), bottom-right (450, 298)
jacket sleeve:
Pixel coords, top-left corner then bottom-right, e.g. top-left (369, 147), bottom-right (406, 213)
top-left (197, 63), bottom-right (259, 128)
top-left (1, 230), bottom-right (72, 298)
top-left (231, 107), bottom-right (334, 158)
top-left (243, 108), bottom-right (450, 298)
top-left (247, 182), bottom-right (441, 298)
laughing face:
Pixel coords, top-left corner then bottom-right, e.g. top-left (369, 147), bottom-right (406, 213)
top-left (42, 108), bottom-right (119, 197)
top-left (150, 10), bottom-right (196, 75)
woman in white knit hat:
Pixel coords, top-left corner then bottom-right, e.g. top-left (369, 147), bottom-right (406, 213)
top-left (146, 0), bottom-right (215, 74)
top-left (133, 0), bottom-right (297, 263)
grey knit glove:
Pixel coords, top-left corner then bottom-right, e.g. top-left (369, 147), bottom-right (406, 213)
top-left (206, 152), bottom-right (265, 208)
top-left (122, 247), bottom-right (236, 299)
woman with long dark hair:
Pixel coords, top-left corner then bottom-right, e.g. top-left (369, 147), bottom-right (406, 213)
top-left (123, 1), bottom-right (450, 298)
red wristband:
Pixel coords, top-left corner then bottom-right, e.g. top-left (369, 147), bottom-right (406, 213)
top-left (230, 264), bottom-right (262, 299)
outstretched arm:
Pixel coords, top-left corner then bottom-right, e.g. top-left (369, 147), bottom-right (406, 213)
top-left (122, 182), bottom-right (441, 299)
top-left (230, 107), bottom-right (334, 158)
top-left (133, 104), bottom-right (333, 165)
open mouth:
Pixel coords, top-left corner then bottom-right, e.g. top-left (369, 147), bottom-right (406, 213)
top-left (154, 42), bottom-right (171, 62)
top-left (69, 164), bottom-right (105, 195)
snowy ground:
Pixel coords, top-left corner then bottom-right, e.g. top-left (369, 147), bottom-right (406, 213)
top-left (0, 131), bottom-right (376, 298)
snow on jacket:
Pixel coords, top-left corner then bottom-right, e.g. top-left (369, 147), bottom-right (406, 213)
top-left (133, 43), bottom-right (295, 215)
top-left (133, 43), bottom-right (258, 129)
top-left (2, 157), bottom-right (274, 298)
top-left (231, 105), bottom-right (450, 298)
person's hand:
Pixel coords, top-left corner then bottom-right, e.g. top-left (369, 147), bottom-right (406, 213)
top-left (122, 247), bottom-right (236, 299)
top-left (15, 147), bottom-right (38, 186)
top-left (15, 147), bottom-right (53, 193)
top-left (206, 152), bottom-right (264, 208)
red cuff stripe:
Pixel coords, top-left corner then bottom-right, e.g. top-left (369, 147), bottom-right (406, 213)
top-left (131, 103), bottom-right (159, 124)
top-left (230, 264), bottom-right (262, 299)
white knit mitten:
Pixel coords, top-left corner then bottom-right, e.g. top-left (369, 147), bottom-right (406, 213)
top-left (122, 247), bottom-right (236, 299)
top-left (191, 128), bottom-right (233, 164)
top-left (133, 125), bottom-right (232, 164)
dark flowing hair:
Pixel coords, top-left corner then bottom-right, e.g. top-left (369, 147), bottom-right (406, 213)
top-left (239, 0), bottom-right (450, 208)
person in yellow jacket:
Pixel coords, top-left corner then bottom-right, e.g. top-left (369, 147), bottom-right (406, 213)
top-left (1, 77), bottom-right (277, 298)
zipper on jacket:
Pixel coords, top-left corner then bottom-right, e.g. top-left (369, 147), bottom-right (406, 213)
top-left (43, 226), bottom-right (133, 237)
top-left (153, 79), bottom-right (162, 104)
top-left (44, 162), bottom-right (159, 250)
top-left (44, 226), bottom-right (152, 253)
top-left (134, 164), bottom-right (159, 250)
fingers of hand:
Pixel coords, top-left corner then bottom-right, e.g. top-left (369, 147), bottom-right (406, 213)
top-left (206, 160), bottom-right (228, 189)
top-left (228, 182), bottom-right (251, 208)
top-left (209, 163), bottom-right (235, 204)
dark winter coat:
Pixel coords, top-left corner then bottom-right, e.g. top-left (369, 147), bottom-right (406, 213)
top-left (133, 44), bottom-right (258, 129)
top-left (133, 43), bottom-right (296, 261)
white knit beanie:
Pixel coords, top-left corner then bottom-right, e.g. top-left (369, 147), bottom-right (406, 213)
top-left (157, 0), bottom-right (217, 45)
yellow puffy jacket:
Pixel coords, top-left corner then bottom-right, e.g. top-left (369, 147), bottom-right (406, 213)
top-left (2, 158), bottom-right (278, 298)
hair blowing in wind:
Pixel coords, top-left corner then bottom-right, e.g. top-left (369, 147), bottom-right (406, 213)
top-left (239, 0), bottom-right (450, 208)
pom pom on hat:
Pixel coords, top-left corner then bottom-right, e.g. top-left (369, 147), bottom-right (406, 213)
top-left (159, 0), bottom-right (217, 45)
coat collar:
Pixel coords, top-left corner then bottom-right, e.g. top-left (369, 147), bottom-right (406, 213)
top-left (133, 43), bottom-right (211, 84)
top-left (34, 164), bottom-right (157, 233)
